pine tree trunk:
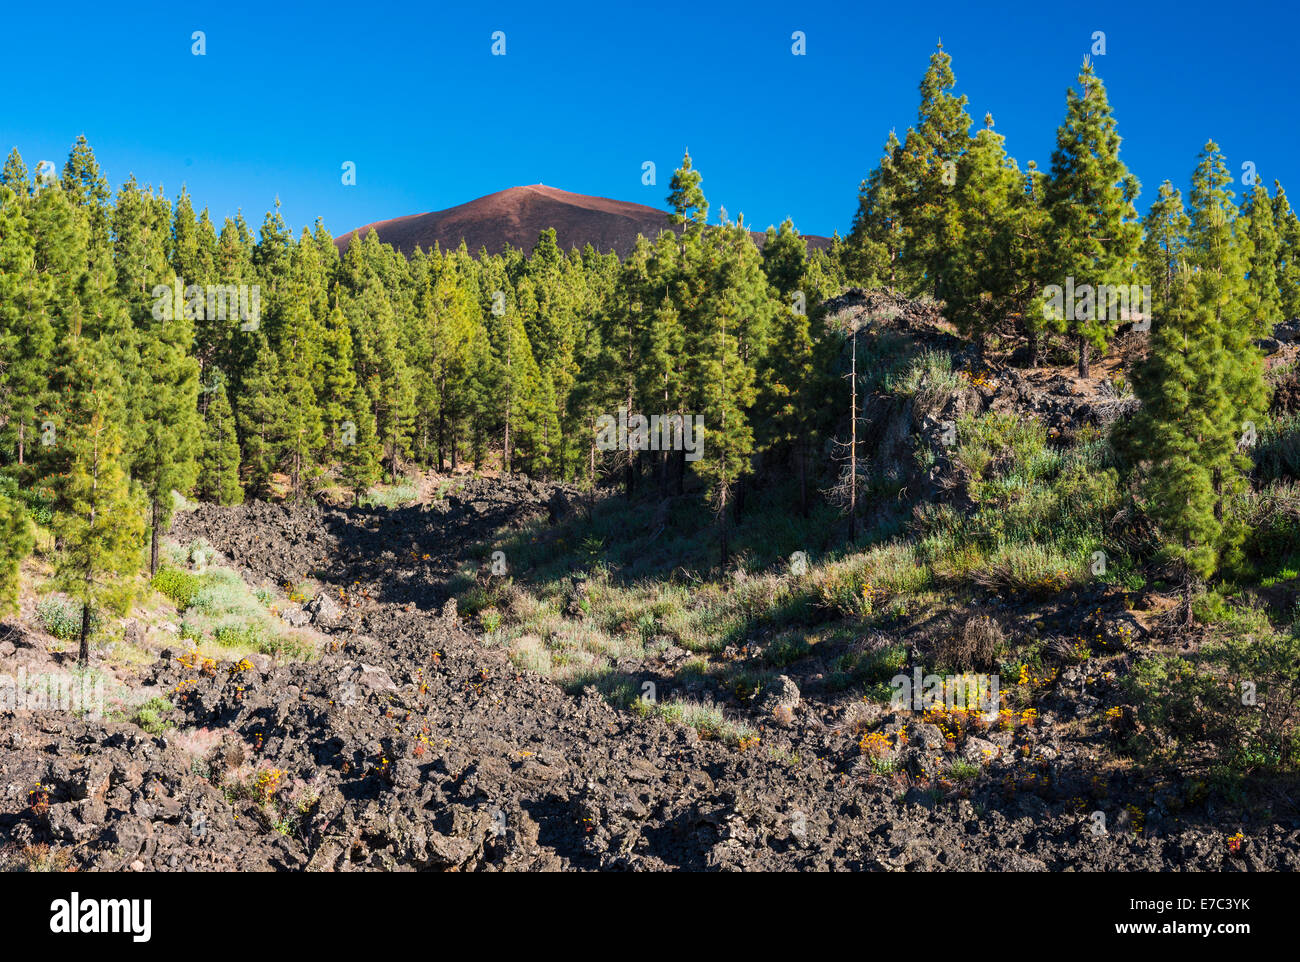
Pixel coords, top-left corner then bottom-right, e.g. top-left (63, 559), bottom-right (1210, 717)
top-left (17, 421), bottom-right (24, 466)
top-left (1077, 334), bottom-right (1090, 379)
top-left (503, 402), bottom-right (511, 475)
top-left (798, 443), bottom-right (808, 517)
top-left (437, 403), bottom-right (447, 473)
top-left (78, 599), bottom-right (91, 666)
top-left (719, 499), bottom-right (729, 569)
top-left (150, 496), bottom-right (161, 578)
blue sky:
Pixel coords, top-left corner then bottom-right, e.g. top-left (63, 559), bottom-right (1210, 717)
top-left (5, 0), bottom-right (1295, 242)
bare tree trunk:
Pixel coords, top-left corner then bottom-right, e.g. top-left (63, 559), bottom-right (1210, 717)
top-left (848, 329), bottom-right (858, 543)
top-left (1077, 333), bottom-right (1090, 379)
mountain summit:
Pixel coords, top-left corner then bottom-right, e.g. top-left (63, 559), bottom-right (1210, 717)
top-left (336, 184), bottom-right (830, 257)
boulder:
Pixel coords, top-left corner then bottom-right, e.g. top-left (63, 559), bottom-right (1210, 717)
top-left (756, 675), bottom-right (801, 716)
top-left (306, 592), bottom-right (342, 626)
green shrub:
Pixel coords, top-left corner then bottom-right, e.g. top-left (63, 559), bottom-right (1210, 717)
top-left (131, 697), bottom-right (175, 735)
top-left (1255, 414), bottom-right (1300, 483)
top-left (1238, 483), bottom-right (1300, 577)
top-left (1127, 604), bottom-right (1300, 772)
top-left (152, 567), bottom-right (201, 610)
top-left (186, 539), bottom-right (217, 570)
top-left (886, 349), bottom-right (962, 416)
top-left (213, 621), bottom-right (267, 649)
top-left (36, 597), bottom-right (101, 641)
top-left (359, 481), bottom-right (418, 510)
top-left (20, 484), bottom-right (54, 527)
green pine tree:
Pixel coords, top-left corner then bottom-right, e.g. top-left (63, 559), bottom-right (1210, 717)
top-left (196, 369), bottom-right (243, 505)
top-left (1125, 262), bottom-right (1223, 584)
top-left (896, 44), bottom-right (971, 299)
top-left (0, 486), bottom-right (34, 615)
top-left (667, 150), bottom-right (709, 229)
top-left (1139, 181), bottom-right (1190, 320)
top-left (1187, 143), bottom-right (1263, 550)
top-left (52, 381), bottom-right (145, 665)
top-left (846, 131), bottom-right (905, 288)
top-left (1241, 180), bottom-right (1282, 329)
top-left (0, 180), bottom-right (57, 466)
top-left (1271, 182), bottom-right (1300, 319)
top-left (341, 391), bottom-right (382, 504)
top-left (1045, 60), bottom-right (1142, 377)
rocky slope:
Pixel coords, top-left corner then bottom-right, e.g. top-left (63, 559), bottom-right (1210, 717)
top-left (3, 474), bottom-right (1296, 871)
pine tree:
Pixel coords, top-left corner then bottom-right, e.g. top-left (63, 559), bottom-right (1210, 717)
top-left (896, 44), bottom-right (971, 298)
top-left (318, 293), bottom-right (359, 461)
top-left (942, 115), bottom-right (1032, 355)
top-left (196, 369), bottom-right (243, 505)
top-left (428, 267), bottom-right (486, 472)
top-left (341, 390), bottom-right (382, 504)
top-left (1124, 142), bottom-right (1262, 588)
top-left (1, 148), bottom-right (32, 194)
top-left (1241, 181), bottom-right (1282, 329)
top-left (1187, 143), bottom-right (1263, 549)
top-left (348, 277), bottom-right (415, 480)
top-left (525, 230), bottom-right (581, 477)
top-left (235, 334), bottom-right (289, 496)
top-left (1011, 160), bottom-right (1053, 362)
top-left (0, 180), bottom-right (56, 466)
top-left (51, 372), bottom-right (145, 665)
top-left (761, 219), bottom-right (808, 301)
top-left (689, 291), bottom-right (754, 566)
top-left (208, 216), bottom-right (256, 379)
top-left (60, 135), bottom-right (111, 213)
top-left (273, 251), bottom-right (327, 499)
top-left (600, 236), bottom-right (658, 497)
top-left (253, 200), bottom-right (293, 298)
top-left (1125, 262), bottom-right (1222, 583)
top-left (497, 301), bottom-right (543, 474)
top-left (757, 299), bottom-right (816, 514)
top-left (1271, 182), bottom-right (1300, 319)
top-left (0, 487), bottom-right (34, 615)
top-left (667, 151), bottom-right (709, 229)
top-left (1045, 60), bottom-right (1142, 377)
top-left (688, 219), bottom-right (765, 560)
top-left (846, 131), bottom-right (905, 287)
top-left (117, 183), bottom-right (202, 575)
top-left (1139, 181), bottom-right (1190, 319)
top-left (170, 189), bottom-right (219, 382)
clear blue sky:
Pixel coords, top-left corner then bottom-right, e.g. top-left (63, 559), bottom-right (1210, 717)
top-left (6, 0), bottom-right (1295, 242)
